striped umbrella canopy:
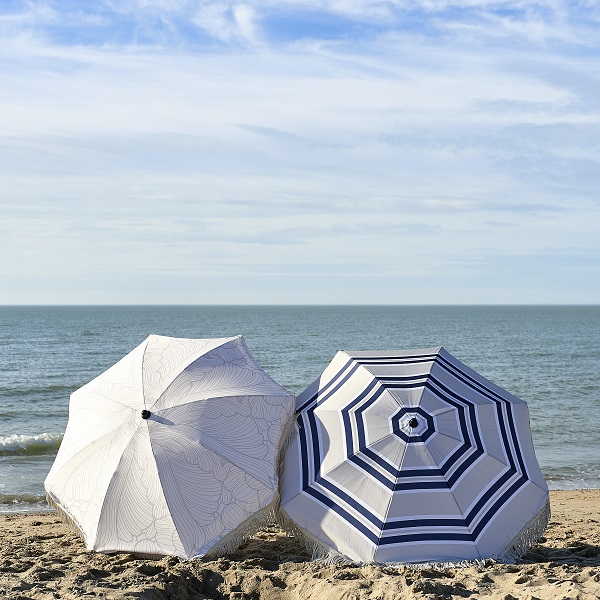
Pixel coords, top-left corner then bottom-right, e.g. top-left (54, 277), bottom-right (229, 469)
top-left (280, 347), bottom-right (549, 564)
top-left (45, 334), bottom-right (295, 559)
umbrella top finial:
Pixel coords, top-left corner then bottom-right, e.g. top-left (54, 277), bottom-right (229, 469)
top-left (141, 410), bottom-right (151, 420)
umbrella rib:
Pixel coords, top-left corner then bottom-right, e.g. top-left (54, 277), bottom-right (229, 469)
top-left (73, 391), bottom-right (141, 414)
top-left (376, 435), bottom-right (410, 547)
top-left (379, 440), bottom-right (477, 553)
top-left (145, 337), bottom-right (288, 413)
top-left (148, 391), bottom-right (288, 413)
top-left (51, 420), bottom-right (141, 547)
top-left (141, 335), bottom-right (245, 412)
top-left (94, 425), bottom-right (153, 545)
top-left (53, 417), bottom-right (139, 477)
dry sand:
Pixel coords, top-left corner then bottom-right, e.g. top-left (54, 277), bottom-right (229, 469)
top-left (1, 489), bottom-right (599, 600)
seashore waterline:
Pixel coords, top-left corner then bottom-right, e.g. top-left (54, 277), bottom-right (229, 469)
top-left (0, 304), bottom-right (598, 514)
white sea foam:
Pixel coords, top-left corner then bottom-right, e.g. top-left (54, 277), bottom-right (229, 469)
top-left (0, 433), bottom-right (63, 455)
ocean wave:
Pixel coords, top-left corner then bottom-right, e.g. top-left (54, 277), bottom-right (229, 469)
top-left (0, 493), bottom-right (51, 514)
top-left (0, 384), bottom-right (75, 398)
top-left (0, 492), bottom-right (47, 505)
top-left (0, 433), bottom-right (63, 456)
top-left (543, 464), bottom-right (600, 490)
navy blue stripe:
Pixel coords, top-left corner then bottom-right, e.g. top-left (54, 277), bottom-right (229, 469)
top-left (505, 403), bottom-right (528, 475)
top-left (427, 376), bottom-right (484, 450)
top-left (316, 477), bottom-right (383, 529)
top-left (353, 353), bottom-right (438, 364)
top-left (360, 446), bottom-right (400, 477)
top-left (307, 407), bottom-right (321, 480)
top-left (396, 467), bottom-right (443, 478)
top-left (349, 454), bottom-right (398, 488)
top-left (437, 354), bottom-right (508, 404)
top-left (297, 414), bottom-right (311, 489)
top-left (307, 469), bottom-right (528, 542)
top-left (393, 480), bottom-right (450, 491)
top-left (342, 401), bottom-right (353, 457)
top-left (445, 449), bottom-right (485, 487)
top-left (435, 354), bottom-right (528, 478)
top-left (351, 453), bottom-right (453, 491)
top-left (494, 403), bottom-right (516, 471)
top-left (306, 482), bottom-right (478, 546)
top-left (302, 449), bottom-right (525, 543)
top-left (375, 375), bottom-right (429, 382)
top-left (464, 469), bottom-right (514, 525)
top-left (382, 517), bottom-right (466, 530)
top-left (353, 385), bottom-right (386, 452)
top-left (304, 486), bottom-right (380, 544)
top-left (380, 531), bottom-right (474, 544)
top-left (296, 358), bottom-right (359, 413)
top-left (439, 443), bottom-right (470, 475)
top-left (354, 447), bottom-right (399, 478)
top-left (471, 476), bottom-right (528, 538)
top-left (341, 379), bottom-right (383, 456)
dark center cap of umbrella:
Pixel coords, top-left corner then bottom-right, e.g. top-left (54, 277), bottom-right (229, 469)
top-left (141, 410), bottom-right (151, 420)
top-left (390, 407), bottom-right (435, 443)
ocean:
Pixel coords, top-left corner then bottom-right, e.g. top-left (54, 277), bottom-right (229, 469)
top-left (1, 305), bottom-right (598, 514)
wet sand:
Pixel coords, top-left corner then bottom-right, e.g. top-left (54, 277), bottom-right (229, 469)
top-left (1, 489), bottom-right (599, 599)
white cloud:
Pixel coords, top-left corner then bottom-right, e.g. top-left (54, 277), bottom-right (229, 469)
top-left (190, 2), bottom-right (261, 44)
top-left (0, 0), bottom-right (599, 303)
top-left (232, 4), bottom-right (260, 43)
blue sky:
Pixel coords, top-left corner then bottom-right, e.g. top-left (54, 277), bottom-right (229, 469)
top-left (1, 0), bottom-right (599, 304)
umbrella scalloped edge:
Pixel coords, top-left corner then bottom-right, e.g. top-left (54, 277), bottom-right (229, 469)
top-left (276, 495), bottom-right (551, 568)
top-left (494, 494), bottom-right (551, 563)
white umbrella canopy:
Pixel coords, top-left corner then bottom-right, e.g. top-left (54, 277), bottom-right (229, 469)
top-left (280, 347), bottom-right (549, 565)
top-left (45, 334), bottom-right (295, 559)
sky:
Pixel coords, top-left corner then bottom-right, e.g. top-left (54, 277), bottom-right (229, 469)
top-left (1, 0), bottom-right (599, 305)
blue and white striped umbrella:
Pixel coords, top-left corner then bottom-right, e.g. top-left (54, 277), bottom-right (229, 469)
top-left (280, 347), bottom-right (549, 564)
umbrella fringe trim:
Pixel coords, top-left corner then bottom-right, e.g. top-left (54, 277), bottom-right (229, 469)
top-left (379, 558), bottom-right (494, 570)
top-left (202, 503), bottom-right (279, 559)
top-left (494, 494), bottom-right (551, 563)
top-left (276, 508), bottom-right (354, 565)
top-left (276, 415), bottom-right (299, 482)
top-left (45, 492), bottom-right (88, 544)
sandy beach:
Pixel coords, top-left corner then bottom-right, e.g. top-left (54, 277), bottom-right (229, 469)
top-left (1, 489), bottom-right (599, 599)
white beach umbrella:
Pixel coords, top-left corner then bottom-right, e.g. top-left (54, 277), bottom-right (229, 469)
top-left (280, 347), bottom-right (549, 564)
top-left (45, 334), bottom-right (295, 559)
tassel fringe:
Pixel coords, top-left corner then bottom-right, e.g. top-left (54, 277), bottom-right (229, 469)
top-left (276, 508), bottom-right (354, 565)
top-left (202, 503), bottom-right (279, 560)
top-left (45, 492), bottom-right (88, 546)
top-left (494, 494), bottom-right (551, 563)
top-left (277, 494), bottom-right (551, 568)
top-left (276, 415), bottom-right (299, 483)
